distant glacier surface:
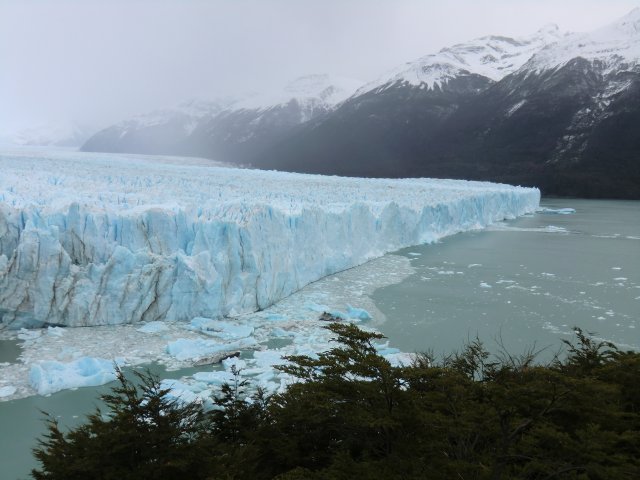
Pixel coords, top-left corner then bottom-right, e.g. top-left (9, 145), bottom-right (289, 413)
top-left (0, 148), bottom-right (539, 328)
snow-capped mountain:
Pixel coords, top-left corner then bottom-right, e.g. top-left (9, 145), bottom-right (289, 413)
top-left (82, 9), bottom-right (640, 198)
top-left (1, 122), bottom-right (93, 147)
top-left (523, 7), bottom-right (640, 74)
top-left (81, 97), bottom-right (236, 155)
top-left (358, 24), bottom-right (563, 94)
top-left (81, 74), bottom-right (363, 161)
top-left (251, 10), bottom-right (640, 199)
top-left (236, 74), bottom-right (364, 113)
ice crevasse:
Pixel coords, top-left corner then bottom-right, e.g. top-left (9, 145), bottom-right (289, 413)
top-left (0, 150), bottom-right (540, 328)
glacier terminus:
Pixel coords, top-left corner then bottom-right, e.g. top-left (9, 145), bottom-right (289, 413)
top-left (0, 149), bottom-right (539, 329)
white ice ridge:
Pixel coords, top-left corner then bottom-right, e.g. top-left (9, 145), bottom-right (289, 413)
top-left (0, 149), bottom-right (540, 328)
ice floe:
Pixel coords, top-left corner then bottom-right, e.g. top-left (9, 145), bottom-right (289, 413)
top-left (29, 357), bottom-right (121, 396)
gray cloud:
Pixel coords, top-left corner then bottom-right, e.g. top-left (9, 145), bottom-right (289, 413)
top-left (1, 0), bottom-right (638, 132)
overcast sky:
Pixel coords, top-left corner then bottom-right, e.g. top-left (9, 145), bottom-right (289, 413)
top-left (1, 0), bottom-right (638, 133)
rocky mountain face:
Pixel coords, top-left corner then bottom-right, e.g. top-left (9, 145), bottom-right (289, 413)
top-left (82, 9), bottom-right (640, 198)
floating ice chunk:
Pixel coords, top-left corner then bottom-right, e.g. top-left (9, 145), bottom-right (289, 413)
top-left (313, 304), bottom-right (348, 320)
top-left (545, 226), bottom-right (569, 233)
top-left (264, 313), bottom-right (287, 322)
top-left (407, 252), bottom-right (421, 256)
top-left (18, 329), bottom-right (42, 341)
top-left (306, 302), bottom-right (330, 313)
top-left (374, 341), bottom-right (400, 356)
top-left (252, 349), bottom-right (288, 369)
top-left (189, 317), bottom-right (254, 340)
top-left (479, 282), bottom-right (492, 288)
top-left (166, 337), bottom-right (257, 362)
top-left (29, 357), bottom-right (119, 395)
top-left (346, 305), bottom-right (372, 321)
top-left (159, 379), bottom-right (204, 405)
top-left (46, 326), bottom-right (65, 337)
top-left (270, 327), bottom-right (295, 338)
top-left (0, 386), bottom-right (17, 397)
top-left (192, 371), bottom-right (236, 385)
top-left (222, 357), bottom-right (247, 371)
top-left (538, 207), bottom-right (575, 215)
top-left (384, 352), bottom-right (415, 367)
top-left (467, 263), bottom-right (482, 268)
top-left (136, 321), bottom-right (170, 334)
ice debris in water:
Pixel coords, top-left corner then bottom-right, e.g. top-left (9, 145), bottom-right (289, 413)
top-left (538, 207), bottom-right (576, 215)
top-left (166, 338), bottom-right (258, 362)
top-left (29, 357), bottom-right (122, 395)
top-left (189, 317), bottom-right (254, 339)
top-left (346, 305), bottom-right (372, 321)
top-left (136, 321), bottom-right (170, 334)
top-left (0, 386), bottom-right (17, 397)
top-left (0, 149), bottom-right (539, 328)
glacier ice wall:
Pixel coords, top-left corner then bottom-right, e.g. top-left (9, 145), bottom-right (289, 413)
top-left (0, 149), bottom-right (540, 328)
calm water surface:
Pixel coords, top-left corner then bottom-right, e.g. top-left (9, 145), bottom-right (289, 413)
top-left (375, 199), bottom-right (640, 357)
top-left (0, 363), bottom-right (219, 480)
top-left (0, 339), bottom-right (22, 363)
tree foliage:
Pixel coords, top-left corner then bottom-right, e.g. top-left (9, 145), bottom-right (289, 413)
top-left (32, 324), bottom-right (640, 480)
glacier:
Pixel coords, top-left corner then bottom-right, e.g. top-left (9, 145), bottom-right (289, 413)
top-left (0, 148), bottom-right (539, 329)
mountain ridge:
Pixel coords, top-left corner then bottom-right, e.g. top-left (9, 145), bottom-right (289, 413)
top-left (81, 9), bottom-right (640, 198)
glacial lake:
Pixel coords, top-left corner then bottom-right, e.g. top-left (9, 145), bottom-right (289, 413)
top-left (376, 198), bottom-right (639, 357)
top-left (1, 198), bottom-right (638, 479)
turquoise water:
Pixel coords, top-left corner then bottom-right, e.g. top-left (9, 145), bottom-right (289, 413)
top-left (0, 340), bottom-right (22, 363)
top-left (0, 363), bottom-right (218, 480)
top-left (374, 199), bottom-right (640, 358)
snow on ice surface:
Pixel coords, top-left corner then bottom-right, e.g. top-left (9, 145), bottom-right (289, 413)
top-left (358, 25), bottom-right (563, 93)
top-left (0, 149), bottom-right (539, 329)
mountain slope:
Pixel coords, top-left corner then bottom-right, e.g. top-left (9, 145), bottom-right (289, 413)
top-left (81, 75), bottom-right (363, 162)
top-left (253, 11), bottom-right (640, 198)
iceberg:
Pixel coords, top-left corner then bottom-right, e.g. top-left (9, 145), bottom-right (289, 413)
top-left (29, 357), bottom-right (119, 395)
top-left (166, 337), bottom-right (258, 362)
top-left (189, 317), bottom-right (254, 339)
top-left (0, 149), bottom-right (539, 328)
top-left (0, 385), bottom-right (17, 397)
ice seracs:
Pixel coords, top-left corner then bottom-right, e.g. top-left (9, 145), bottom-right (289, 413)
top-left (0, 149), bottom-right (539, 329)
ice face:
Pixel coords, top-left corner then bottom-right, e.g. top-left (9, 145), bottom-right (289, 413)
top-left (0, 149), bottom-right (539, 329)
